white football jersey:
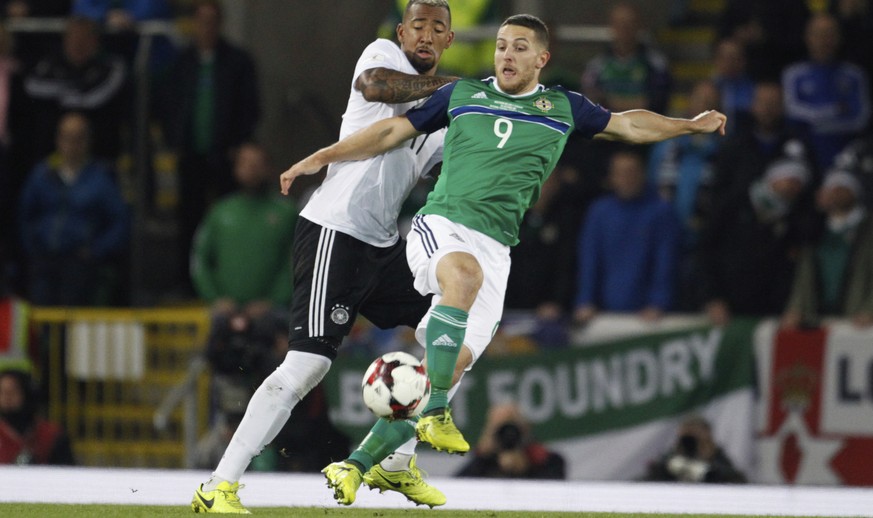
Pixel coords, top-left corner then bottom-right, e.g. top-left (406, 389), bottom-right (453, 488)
top-left (300, 39), bottom-right (445, 247)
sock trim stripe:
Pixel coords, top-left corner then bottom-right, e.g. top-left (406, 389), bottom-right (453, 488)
top-left (430, 310), bottom-right (467, 328)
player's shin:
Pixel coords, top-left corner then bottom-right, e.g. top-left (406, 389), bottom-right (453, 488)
top-left (210, 351), bottom-right (331, 486)
top-left (348, 417), bottom-right (417, 472)
top-left (422, 305), bottom-right (468, 413)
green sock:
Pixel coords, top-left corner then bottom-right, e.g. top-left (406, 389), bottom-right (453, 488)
top-left (347, 417), bottom-right (417, 472)
top-left (423, 305), bottom-right (468, 413)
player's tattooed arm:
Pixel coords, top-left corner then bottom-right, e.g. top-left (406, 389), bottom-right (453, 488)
top-left (355, 67), bottom-right (458, 103)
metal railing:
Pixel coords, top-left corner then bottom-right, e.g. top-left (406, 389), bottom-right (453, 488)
top-left (30, 306), bottom-right (212, 468)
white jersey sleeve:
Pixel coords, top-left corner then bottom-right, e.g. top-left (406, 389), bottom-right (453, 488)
top-left (300, 39), bottom-right (445, 247)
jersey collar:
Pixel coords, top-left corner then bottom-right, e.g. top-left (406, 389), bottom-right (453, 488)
top-left (486, 77), bottom-right (545, 98)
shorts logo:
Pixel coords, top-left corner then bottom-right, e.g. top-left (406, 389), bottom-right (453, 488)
top-left (330, 305), bottom-right (350, 325)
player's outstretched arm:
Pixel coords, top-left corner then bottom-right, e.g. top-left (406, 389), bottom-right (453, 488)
top-left (595, 109), bottom-right (727, 144)
top-left (280, 115), bottom-right (421, 195)
top-left (356, 67), bottom-right (458, 103)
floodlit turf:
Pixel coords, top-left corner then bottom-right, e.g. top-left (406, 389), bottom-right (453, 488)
top-left (0, 505), bottom-right (853, 518)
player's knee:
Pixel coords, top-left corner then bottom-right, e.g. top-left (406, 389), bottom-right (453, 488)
top-left (438, 253), bottom-right (483, 303)
top-left (272, 349), bottom-right (333, 401)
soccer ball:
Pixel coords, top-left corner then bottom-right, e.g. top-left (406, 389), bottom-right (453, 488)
top-left (361, 351), bottom-right (431, 419)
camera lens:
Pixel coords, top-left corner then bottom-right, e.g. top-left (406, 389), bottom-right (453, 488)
top-left (496, 423), bottom-right (523, 450)
top-left (678, 434), bottom-right (698, 456)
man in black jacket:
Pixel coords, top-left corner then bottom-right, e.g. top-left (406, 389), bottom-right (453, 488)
top-left (642, 414), bottom-right (747, 483)
top-left (160, 0), bottom-right (260, 293)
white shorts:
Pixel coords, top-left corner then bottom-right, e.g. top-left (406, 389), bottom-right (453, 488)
top-left (406, 214), bottom-right (510, 366)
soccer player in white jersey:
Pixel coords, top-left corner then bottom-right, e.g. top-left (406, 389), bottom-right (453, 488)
top-left (191, 1), bottom-right (456, 513)
top-left (281, 13), bottom-right (727, 503)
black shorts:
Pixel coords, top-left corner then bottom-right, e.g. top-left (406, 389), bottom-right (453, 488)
top-left (288, 218), bottom-right (431, 352)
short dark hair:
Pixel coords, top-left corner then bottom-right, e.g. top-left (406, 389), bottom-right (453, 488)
top-left (193, 0), bottom-right (223, 21)
top-left (65, 16), bottom-right (100, 37)
top-left (501, 14), bottom-right (550, 49)
top-left (404, 0), bottom-right (451, 25)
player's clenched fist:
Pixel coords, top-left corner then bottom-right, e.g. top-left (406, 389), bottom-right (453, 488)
top-left (691, 110), bottom-right (727, 136)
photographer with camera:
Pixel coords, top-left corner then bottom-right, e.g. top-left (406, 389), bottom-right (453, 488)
top-left (642, 414), bottom-right (747, 483)
top-left (456, 402), bottom-right (565, 480)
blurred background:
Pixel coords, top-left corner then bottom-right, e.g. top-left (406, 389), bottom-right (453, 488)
top-left (1, 0), bottom-right (872, 489)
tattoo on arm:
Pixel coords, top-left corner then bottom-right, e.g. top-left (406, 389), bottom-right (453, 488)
top-left (355, 67), bottom-right (456, 103)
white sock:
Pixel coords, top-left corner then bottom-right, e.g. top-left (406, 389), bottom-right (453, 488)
top-left (378, 375), bottom-right (465, 472)
top-left (380, 451), bottom-right (413, 472)
top-left (206, 351), bottom-right (331, 487)
top-left (201, 476), bottom-right (226, 492)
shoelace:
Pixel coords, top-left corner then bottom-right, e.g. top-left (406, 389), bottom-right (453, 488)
top-left (411, 466), bottom-right (430, 482)
top-left (217, 484), bottom-right (245, 508)
top-left (405, 459), bottom-right (430, 483)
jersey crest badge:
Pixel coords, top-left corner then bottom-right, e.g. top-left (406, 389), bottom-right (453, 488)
top-left (533, 96), bottom-right (554, 112)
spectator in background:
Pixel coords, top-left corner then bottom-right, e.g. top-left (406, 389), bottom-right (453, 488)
top-left (504, 163), bottom-right (587, 345)
top-left (456, 402), bottom-right (565, 480)
top-left (1, 0), bottom-right (70, 18)
top-left (21, 16), bottom-right (130, 168)
top-left (2, 2), bottom-right (67, 65)
top-left (833, 135), bottom-right (873, 208)
top-left (17, 112), bottom-right (129, 306)
top-left (782, 13), bottom-right (870, 172)
top-left (711, 37), bottom-right (754, 133)
top-left (0, 369), bottom-right (75, 465)
top-left (0, 24), bottom-right (14, 150)
top-left (70, 0), bottom-right (173, 31)
top-left (0, 24), bottom-right (18, 272)
top-left (574, 149), bottom-right (682, 326)
top-left (717, 0), bottom-right (809, 82)
top-left (781, 170), bottom-right (873, 330)
top-left (2, 1), bottom-right (72, 80)
top-left (70, 0), bottom-right (177, 81)
top-left (830, 0), bottom-right (873, 81)
top-left (190, 142), bottom-right (297, 317)
top-left (698, 158), bottom-right (812, 326)
top-left (648, 80), bottom-right (721, 246)
top-left (160, 0), bottom-right (260, 294)
top-left (647, 80), bottom-right (721, 311)
top-left (642, 414), bottom-right (746, 483)
top-left (711, 82), bottom-right (816, 201)
top-left (581, 2), bottom-right (671, 114)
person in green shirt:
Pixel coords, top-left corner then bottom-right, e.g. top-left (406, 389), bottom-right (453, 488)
top-left (281, 13), bottom-right (726, 504)
top-left (192, 142), bottom-right (297, 314)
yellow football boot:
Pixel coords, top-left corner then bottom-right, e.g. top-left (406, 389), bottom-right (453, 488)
top-left (191, 481), bottom-right (250, 514)
top-left (416, 408), bottom-right (470, 454)
top-left (364, 454), bottom-right (446, 507)
top-left (322, 461), bottom-right (364, 505)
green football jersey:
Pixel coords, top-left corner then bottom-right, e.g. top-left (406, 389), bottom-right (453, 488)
top-left (406, 78), bottom-right (611, 245)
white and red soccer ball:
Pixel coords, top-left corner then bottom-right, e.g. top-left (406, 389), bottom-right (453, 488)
top-left (361, 351), bottom-right (430, 419)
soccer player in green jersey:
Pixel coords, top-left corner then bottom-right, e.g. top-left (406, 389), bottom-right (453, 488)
top-left (281, 13), bottom-right (726, 502)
